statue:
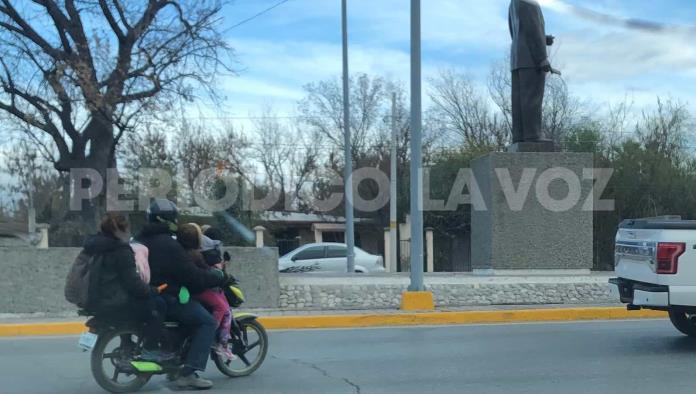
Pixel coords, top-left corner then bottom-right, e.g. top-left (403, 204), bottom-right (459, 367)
top-left (508, 0), bottom-right (559, 147)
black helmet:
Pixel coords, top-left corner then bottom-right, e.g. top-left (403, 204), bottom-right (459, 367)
top-left (147, 198), bottom-right (179, 225)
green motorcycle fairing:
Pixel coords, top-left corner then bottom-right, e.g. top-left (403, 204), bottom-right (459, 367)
top-left (130, 361), bottom-right (163, 373)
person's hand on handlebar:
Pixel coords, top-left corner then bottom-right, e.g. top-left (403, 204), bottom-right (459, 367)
top-left (224, 273), bottom-right (238, 286)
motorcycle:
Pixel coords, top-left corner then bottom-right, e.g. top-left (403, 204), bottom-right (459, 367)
top-left (79, 281), bottom-right (268, 393)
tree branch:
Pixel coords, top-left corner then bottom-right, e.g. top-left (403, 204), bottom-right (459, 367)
top-left (0, 0), bottom-right (66, 59)
top-left (64, 0), bottom-right (102, 105)
top-left (31, 0), bottom-right (74, 53)
top-left (98, 0), bottom-right (125, 41)
top-left (111, 0), bottom-right (132, 31)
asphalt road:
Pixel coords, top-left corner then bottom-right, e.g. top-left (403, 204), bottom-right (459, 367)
top-left (1, 319), bottom-right (696, 394)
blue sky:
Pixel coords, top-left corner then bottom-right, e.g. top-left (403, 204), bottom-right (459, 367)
top-left (217, 0), bottom-right (696, 121)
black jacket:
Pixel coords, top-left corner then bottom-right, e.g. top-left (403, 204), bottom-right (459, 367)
top-left (84, 233), bottom-right (151, 311)
top-left (136, 223), bottom-right (226, 295)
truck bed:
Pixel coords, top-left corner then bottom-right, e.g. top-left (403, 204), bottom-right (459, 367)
top-left (620, 217), bottom-right (696, 230)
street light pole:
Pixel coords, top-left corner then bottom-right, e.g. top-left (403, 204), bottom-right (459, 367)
top-left (342, 0), bottom-right (355, 273)
top-left (390, 93), bottom-right (398, 273)
top-left (408, 0), bottom-right (424, 291)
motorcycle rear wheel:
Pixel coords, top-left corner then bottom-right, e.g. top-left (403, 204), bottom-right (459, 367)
top-left (90, 329), bottom-right (151, 393)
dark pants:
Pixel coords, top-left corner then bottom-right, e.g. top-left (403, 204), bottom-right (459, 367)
top-left (511, 68), bottom-right (546, 142)
top-left (163, 295), bottom-right (217, 372)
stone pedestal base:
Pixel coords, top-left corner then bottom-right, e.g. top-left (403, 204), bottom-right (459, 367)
top-left (471, 152), bottom-right (593, 272)
top-left (507, 141), bottom-right (555, 152)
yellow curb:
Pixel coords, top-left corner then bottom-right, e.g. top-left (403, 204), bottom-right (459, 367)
top-left (400, 291), bottom-right (435, 311)
top-left (259, 307), bottom-right (666, 330)
top-left (0, 322), bottom-right (86, 337)
top-left (0, 308), bottom-right (667, 337)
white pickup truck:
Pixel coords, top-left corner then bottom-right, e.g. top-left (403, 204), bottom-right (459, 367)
top-left (610, 216), bottom-right (696, 336)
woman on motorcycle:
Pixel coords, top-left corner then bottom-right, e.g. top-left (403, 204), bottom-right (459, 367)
top-left (85, 212), bottom-right (172, 363)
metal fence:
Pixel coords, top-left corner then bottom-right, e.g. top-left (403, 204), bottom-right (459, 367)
top-left (276, 237), bottom-right (300, 256)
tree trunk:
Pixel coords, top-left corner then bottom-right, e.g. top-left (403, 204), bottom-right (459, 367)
top-left (52, 115), bottom-right (116, 245)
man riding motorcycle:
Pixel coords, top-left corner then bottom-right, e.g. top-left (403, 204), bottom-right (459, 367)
top-left (136, 198), bottom-right (231, 390)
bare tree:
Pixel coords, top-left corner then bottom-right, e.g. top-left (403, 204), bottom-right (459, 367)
top-left (251, 107), bottom-right (321, 211)
top-left (122, 125), bottom-right (176, 176)
top-left (1, 137), bottom-right (65, 224)
top-left (0, 0), bottom-right (233, 227)
top-left (604, 99), bottom-right (632, 149)
top-left (375, 82), bottom-right (412, 165)
top-left (217, 123), bottom-right (253, 185)
top-left (170, 117), bottom-right (250, 208)
top-left (542, 76), bottom-right (578, 145)
top-left (429, 69), bottom-right (508, 151)
top-left (175, 124), bottom-right (227, 203)
top-left (120, 123), bottom-right (178, 198)
top-left (638, 97), bottom-right (692, 161)
top-left (285, 126), bottom-right (322, 211)
top-left (298, 73), bottom-right (386, 162)
top-left (487, 59), bottom-right (513, 136)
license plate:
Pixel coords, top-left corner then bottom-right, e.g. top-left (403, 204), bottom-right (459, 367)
top-left (78, 332), bottom-right (98, 351)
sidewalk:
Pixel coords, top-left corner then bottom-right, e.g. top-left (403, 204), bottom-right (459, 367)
top-left (0, 303), bottom-right (666, 337)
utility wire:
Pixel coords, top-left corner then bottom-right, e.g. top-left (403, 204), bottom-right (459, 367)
top-left (226, 0), bottom-right (292, 31)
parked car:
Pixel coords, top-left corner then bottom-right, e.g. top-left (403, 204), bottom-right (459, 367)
top-left (278, 243), bottom-right (385, 274)
top-left (609, 216), bottom-right (696, 336)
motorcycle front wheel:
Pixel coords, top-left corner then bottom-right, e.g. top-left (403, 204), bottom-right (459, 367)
top-left (213, 318), bottom-right (268, 377)
top-left (90, 329), bottom-right (151, 393)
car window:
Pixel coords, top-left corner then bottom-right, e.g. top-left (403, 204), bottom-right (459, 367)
top-left (293, 246), bottom-right (325, 260)
top-left (326, 245), bottom-right (347, 258)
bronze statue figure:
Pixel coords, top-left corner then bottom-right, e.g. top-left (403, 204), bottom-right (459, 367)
top-left (509, 0), bottom-right (558, 144)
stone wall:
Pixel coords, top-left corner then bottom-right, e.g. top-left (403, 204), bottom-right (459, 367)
top-left (0, 245), bottom-right (616, 315)
top-left (278, 274), bottom-right (615, 310)
top-left (226, 247), bottom-right (279, 309)
top-left (0, 246), bottom-right (279, 313)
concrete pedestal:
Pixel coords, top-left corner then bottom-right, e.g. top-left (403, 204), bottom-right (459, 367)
top-left (471, 152), bottom-right (593, 274)
top-left (507, 141), bottom-right (555, 153)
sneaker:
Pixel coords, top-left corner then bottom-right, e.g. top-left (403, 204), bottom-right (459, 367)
top-left (212, 343), bottom-right (237, 361)
top-left (139, 349), bottom-right (176, 363)
top-left (174, 372), bottom-right (213, 390)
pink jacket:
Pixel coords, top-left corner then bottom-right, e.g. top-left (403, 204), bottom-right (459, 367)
top-left (130, 242), bottom-right (150, 284)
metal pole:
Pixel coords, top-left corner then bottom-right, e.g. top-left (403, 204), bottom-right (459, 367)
top-left (342, 0), bottom-right (355, 273)
top-left (408, 0), bottom-right (424, 291)
top-left (390, 93), bottom-right (398, 273)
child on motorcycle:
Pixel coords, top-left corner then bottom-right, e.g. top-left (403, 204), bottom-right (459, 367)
top-left (177, 223), bottom-right (235, 361)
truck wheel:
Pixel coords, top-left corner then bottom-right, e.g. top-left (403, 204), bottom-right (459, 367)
top-left (668, 310), bottom-right (696, 337)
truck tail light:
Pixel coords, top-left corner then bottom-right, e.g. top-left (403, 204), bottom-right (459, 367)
top-left (656, 242), bottom-right (685, 274)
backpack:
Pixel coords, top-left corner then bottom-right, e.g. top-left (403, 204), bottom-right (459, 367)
top-left (64, 250), bottom-right (103, 310)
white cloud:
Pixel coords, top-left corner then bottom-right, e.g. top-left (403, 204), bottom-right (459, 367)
top-left (555, 29), bottom-right (696, 82)
top-left (223, 77), bottom-right (305, 101)
top-left (545, 7), bottom-right (696, 112)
